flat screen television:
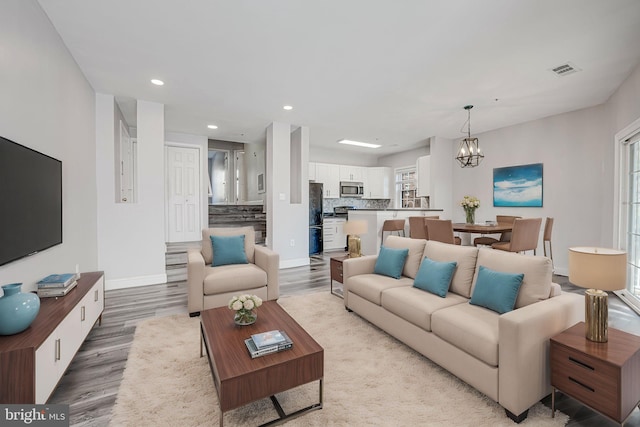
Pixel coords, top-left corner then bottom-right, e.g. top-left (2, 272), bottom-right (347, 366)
top-left (0, 136), bottom-right (62, 266)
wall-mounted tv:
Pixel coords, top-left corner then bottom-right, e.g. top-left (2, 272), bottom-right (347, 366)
top-left (0, 136), bottom-right (62, 266)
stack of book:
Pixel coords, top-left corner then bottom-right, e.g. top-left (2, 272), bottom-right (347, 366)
top-left (244, 330), bottom-right (293, 358)
top-left (37, 273), bottom-right (79, 298)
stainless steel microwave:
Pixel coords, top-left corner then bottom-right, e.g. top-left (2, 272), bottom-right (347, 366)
top-left (340, 181), bottom-right (364, 198)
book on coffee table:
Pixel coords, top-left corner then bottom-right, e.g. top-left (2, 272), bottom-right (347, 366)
top-left (251, 330), bottom-right (288, 348)
top-left (245, 331), bottom-right (293, 358)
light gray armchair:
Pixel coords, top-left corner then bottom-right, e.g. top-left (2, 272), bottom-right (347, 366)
top-left (187, 226), bottom-right (279, 316)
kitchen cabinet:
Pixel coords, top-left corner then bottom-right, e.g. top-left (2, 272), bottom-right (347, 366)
top-left (365, 167), bottom-right (391, 199)
top-left (323, 217), bottom-right (346, 250)
top-left (308, 162), bottom-right (317, 181)
top-left (339, 165), bottom-right (364, 182)
top-left (416, 155), bottom-right (430, 197)
top-left (315, 163), bottom-right (340, 198)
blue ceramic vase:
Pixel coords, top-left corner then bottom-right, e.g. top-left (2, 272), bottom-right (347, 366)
top-left (0, 283), bottom-right (40, 335)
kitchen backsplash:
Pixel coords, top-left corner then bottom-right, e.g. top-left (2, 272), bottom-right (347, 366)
top-left (323, 198), bottom-right (390, 213)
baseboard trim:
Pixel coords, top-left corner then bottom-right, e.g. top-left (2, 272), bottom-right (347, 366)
top-left (105, 274), bottom-right (167, 290)
top-left (280, 258), bottom-right (310, 269)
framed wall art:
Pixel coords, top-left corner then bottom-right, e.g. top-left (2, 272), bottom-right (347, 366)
top-left (493, 163), bottom-right (543, 207)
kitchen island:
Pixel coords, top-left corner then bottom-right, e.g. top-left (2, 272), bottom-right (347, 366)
top-left (348, 209), bottom-right (443, 256)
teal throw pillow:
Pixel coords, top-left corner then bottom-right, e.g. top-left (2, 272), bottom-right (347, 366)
top-left (413, 257), bottom-right (457, 298)
top-left (210, 235), bottom-right (248, 267)
top-left (374, 246), bottom-right (409, 279)
top-left (469, 266), bottom-right (524, 314)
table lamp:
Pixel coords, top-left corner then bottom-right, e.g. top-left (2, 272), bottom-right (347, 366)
top-left (343, 220), bottom-right (367, 258)
top-left (568, 247), bottom-right (627, 343)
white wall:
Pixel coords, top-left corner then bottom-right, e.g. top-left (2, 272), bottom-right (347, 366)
top-left (0, 1), bottom-right (97, 291)
top-left (429, 136), bottom-right (454, 216)
top-left (96, 96), bottom-right (167, 289)
top-left (449, 104), bottom-right (610, 275)
top-left (266, 122), bottom-right (310, 268)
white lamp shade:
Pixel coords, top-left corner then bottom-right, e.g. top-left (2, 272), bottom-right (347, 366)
top-left (343, 220), bottom-right (367, 236)
top-left (568, 247), bottom-right (627, 291)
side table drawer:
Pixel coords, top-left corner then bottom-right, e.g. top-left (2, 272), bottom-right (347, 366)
top-left (551, 342), bottom-right (620, 420)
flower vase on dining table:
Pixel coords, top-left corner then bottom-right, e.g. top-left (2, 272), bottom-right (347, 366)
top-left (465, 209), bottom-right (475, 224)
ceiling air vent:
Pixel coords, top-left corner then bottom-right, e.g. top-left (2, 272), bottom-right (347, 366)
top-left (550, 62), bottom-right (581, 77)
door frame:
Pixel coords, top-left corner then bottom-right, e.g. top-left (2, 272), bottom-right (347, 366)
top-left (165, 141), bottom-right (206, 242)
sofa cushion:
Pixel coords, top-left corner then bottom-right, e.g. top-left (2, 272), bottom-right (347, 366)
top-left (210, 235), bottom-right (248, 266)
top-left (374, 246), bottom-right (409, 279)
top-left (473, 248), bottom-right (552, 309)
top-left (469, 266), bottom-right (524, 314)
top-left (432, 303), bottom-right (500, 367)
top-left (203, 264), bottom-right (267, 295)
top-left (347, 274), bottom-right (413, 306)
top-left (383, 236), bottom-right (427, 279)
top-left (202, 227), bottom-right (255, 265)
top-left (423, 241), bottom-right (478, 298)
top-left (382, 286), bottom-right (468, 331)
top-left (413, 257), bottom-right (457, 297)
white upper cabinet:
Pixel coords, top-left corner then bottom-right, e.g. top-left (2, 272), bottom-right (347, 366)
top-left (365, 167), bottom-right (391, 199)
top-left (315, 163), bottom-right (340, 198)
top-left (339, 165), bottom-right (364, 182)
top-left (416, 155), bottom-right (430, 197)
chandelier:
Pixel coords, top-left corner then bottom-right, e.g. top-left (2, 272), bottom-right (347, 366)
top-left (455, 105), bottom-right (484, 168)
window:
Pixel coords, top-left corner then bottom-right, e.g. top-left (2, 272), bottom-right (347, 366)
top-left (618, 123), bottom-right (640, 315)
top-left (395, 167), bottom-right (421, 208)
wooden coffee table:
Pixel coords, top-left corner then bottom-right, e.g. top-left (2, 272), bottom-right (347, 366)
top-left (200, 301), bottom-right (324, 426)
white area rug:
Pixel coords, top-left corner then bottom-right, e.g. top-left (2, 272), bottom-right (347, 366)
top-left (110, 292), bottom-right (568, 426)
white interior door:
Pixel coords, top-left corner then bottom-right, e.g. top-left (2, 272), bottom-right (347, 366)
top-left (166, 145), bottom-right (201, 242)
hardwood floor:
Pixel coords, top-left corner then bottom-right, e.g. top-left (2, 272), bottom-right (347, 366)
top-left (49, 252), bottom-right (640, 426)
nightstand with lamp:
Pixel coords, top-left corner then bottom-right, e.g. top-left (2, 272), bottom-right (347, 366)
top-left (550, 247), bottom-right (640, 424)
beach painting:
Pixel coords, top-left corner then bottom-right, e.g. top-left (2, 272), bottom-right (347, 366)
top-left (493, 163), bottom-right (543, 207)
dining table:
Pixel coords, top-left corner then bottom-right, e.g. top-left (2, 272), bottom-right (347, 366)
top-left (452, 223), bottom-right (513, 234)
top-left (452, 223), bottom-right (513, 246)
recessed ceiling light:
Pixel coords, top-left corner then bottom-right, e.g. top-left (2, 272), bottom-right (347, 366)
top-left (338, 139), bottom-right (381, 149)
top-left (283, 105), bottom-right (293, 111)
top-left (207, 125), bottom-right (218, 129)
top-left (151, 79), bottom-right (164, 86)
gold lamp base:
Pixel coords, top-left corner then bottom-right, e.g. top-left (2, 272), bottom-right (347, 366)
top-left (585, 288), bottom-right (609, 343)
top-left (347, 235), bottom-right (362, 258)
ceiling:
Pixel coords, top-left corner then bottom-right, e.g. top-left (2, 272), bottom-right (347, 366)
top-left (38, 0), bottom-right (640, 155)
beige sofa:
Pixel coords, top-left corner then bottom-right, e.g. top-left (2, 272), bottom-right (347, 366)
top-left (187, 226), bottom-right (279, 316)
top-left (343, 236), bottom-right (583, 422)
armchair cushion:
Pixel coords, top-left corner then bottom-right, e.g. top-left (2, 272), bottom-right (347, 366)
top-left (203, 264), bottom-right (268, 295)
top-left (201, 227), bottom-right (255, 265)
top-left (210, 235), bottom-right (248, 266)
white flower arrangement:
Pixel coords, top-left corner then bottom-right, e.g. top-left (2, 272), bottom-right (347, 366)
top-left (460, 196), bottom-right (480, 224)
top-left (460, 195), bottom-right (480, 209)
top-left (228, 294), bottom-right (263, 324)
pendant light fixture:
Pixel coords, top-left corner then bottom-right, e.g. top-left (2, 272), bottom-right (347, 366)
top-left (455, 105), bottom-right (484, 168)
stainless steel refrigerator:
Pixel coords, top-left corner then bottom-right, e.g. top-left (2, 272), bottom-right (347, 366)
top-left (309, 182), bottom-right (323, 254)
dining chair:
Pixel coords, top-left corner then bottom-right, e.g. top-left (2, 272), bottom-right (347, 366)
top-left (543, 217), bottom-right (554, 262)
top-left (408, 216), bottom-right (439, 239)
top-left (425, 219), bottom-right (461, 245)
top-left (381, 219), bottom-right (406, 247)
top-left (491, 218), bottom-right (542, 255)
top-left (473, 215), bottom-right (521, 247)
